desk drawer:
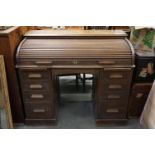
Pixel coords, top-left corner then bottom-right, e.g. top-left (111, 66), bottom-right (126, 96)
top-left (21, 80), bottom-right (50, 91)
top-left (98, 101), bottom-right (127, 118)
top-left (101, 90), bottom-right (129, 100)
top-left (103, 82), bottom-right (130, 91)
top-left (24, 103), bottom-right (53, 119)
top-left (22, 91), bottom-right (51, 103)
top-left (103, 99), bottom-right (127, 107)
top-left (103, 68), bottom-right (132, 84)
top-left (19, 69), bottom-right (51, 81)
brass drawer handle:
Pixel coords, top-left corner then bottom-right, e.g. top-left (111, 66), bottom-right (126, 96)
top-left (35, 61), bottom-right (53, 65)
top-left (109, 74), bottom-right (123, 79)
top-left (99, 60), bottom-right (116, 65)
top-left (107, 95), bottom-right (121, 99)
top-left (106, 108), bottom-right (119, 113)
top-left (33, 109), bottom-right (46, 113)
top-left (28, 73), bottom-right (42, 78)
top-left (108, 84), bottom-right (122, 89)
top-left (31, 94), bottom-right (44, 99)
top-left (29, 84), bottom-right (43, 89)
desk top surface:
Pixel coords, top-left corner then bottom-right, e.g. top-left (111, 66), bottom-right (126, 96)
top-left (24, 30), bottom-right (127, 37)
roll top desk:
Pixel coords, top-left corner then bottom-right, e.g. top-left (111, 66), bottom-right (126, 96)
top-left (16, 30), bottom-right (135, 124)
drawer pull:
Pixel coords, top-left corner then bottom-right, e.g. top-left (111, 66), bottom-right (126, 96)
top-left (106, 108), bottom-right (119, 113)
top-left (31, 94), bottom-right (44, 99)
top-left (35, 61), bottom-right (53, 65)
top-left (99, 60), bottom-right (116, 65)
top-left (28, 73), bottom-right (42, 78)
top-left (109, 74), bottom-right (123, 79)
top-left (29, 84), bottom-right (43, 89)
top-left (33, 109), bottom-right (45, 113)
top-left (136, 93), bottom-right (144, 98)
top-left (108, 85), bottom-right (122, 89)
top-left (108, 95), bottom-right (121, 99)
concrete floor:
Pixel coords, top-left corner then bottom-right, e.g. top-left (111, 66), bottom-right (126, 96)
top-left (15, 75), bottom-right (143, 129)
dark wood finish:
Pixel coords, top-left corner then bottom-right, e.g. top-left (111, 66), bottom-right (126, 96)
top-left (0, 26), bottom-right (36, 123)
top-left (16, 30), bottom-right (134, 124)
top-left (128, 83), bottom-right (152, 118)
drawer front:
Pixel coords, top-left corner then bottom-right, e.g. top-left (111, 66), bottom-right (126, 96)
top-left (21, 81), bottom-right (50, 91)
top-left (102, 99), bottom-right (128, 107)
top-left (24, 103), bottom-right (53, 119)
top-left (97, 101), bottom-right (127, 119)
top-left (19, 69), bottom-right (51, 81)
top-left (22, 91), bottom-right (51, 103)
top-left (103, 68), bottom-right (132, 84)
top-left (101, 90), bottom-right (129, 100)
top-left (103, 82), bottom-right (130, 91)
top-left (17, 58), bottom-right (131, 66)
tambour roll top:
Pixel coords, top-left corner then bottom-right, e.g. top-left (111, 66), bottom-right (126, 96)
top-left (16, 30), bottom-right (134, 67)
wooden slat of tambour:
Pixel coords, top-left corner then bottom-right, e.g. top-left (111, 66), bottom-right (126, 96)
top-left (19, 51), bottom-right (131, 57)
top-left (20, 49), bottom-right (131, 53)
top-left (22, 39), bottom-right (127, 44)
top-left (19, 54), bottom-right (131, 56)
top-left (19, 52), bottom-right (131, 55)
top-left (19, 55), bottom-right (131, 59)
top-left (19, 53), bottom-right (131, 58)
top-left (21, 39), bottom-right (130, 51)
top-left (20, 55), bottom-right (131, 57)
top-left (20, 49), bottom-right (131, 52)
